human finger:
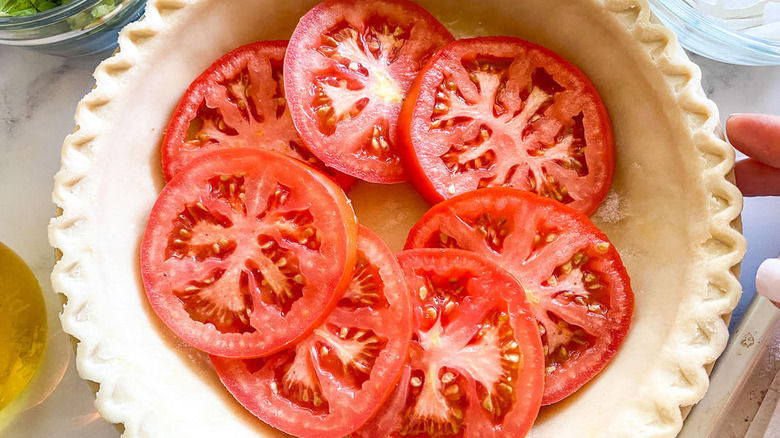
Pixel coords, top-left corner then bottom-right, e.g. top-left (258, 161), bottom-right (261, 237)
top-left (757, 258), bottom-right (780, 311)
top-left (726, 113), bottom-right (780, 169)
top-left (735, 158), bottom-right (780, 197)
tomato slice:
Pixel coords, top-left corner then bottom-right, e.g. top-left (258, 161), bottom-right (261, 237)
top-left (398, 37), bottom-right (614, 215)
top-left (355, 249), bottom-right (544, 437)
top-left (405, 188), bottom-right (633, 405)
top-left (140, 148), bottom-right (358, 358)
top-left (161, 41), bottom-right (352, 188)
top-left (211, 226), bottom-right (411, 438)
top-left (284, 0), bottom-right (454, 184)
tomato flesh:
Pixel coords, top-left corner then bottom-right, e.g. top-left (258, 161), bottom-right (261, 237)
top-left (161, 41), bottom-right (352, 187)
top-left (405, 188), bottom-right (633, 405)
top-left (399, 37), bottom-right (614, 214)
top-left (285, 0), bottom-right (454, 183)
top-left (141, 148), bottom-right (358, 358)
top-left (211, 226), bottom-right (411, 438)
top-left (355, 249), bottom-right (544, 437)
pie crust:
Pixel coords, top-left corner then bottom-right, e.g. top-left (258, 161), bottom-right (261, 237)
top-left (49, 0), bottom-right (746, 436)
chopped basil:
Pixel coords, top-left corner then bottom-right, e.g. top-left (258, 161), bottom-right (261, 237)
top-left (0, 0), bottom-right (117, 19)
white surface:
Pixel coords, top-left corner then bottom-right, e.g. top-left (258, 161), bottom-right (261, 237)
top-left (0, 40), bottom-right (779, 438)
top-left (0, 48), bottom-right (119, 438)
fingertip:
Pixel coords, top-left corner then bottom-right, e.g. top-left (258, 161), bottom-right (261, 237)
top-left (725, 113), bottom-right (750, 144)
top-left (726, 113), bottom-right (780, 169)
top-left (757, 258), bottom-right (780, 304)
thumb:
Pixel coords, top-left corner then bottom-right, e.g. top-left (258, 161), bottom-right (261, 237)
top-left (757, 258), bottom-right (780, 310)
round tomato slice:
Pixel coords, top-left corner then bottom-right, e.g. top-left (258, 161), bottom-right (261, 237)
top-left (140, 148), bottom-right (358, 358)
top-left (161, 41), bottom-right (352, 187)
top-left (211, 226), bottom-right (411, 438)
top-left (405, 188), bottom-right (633, 405)
top-left (284, 0), bottom-right (454, 183)
top-left (355, 249), bottom-right (544, 438)
top-left (398, 37), bottom-right (614, 215)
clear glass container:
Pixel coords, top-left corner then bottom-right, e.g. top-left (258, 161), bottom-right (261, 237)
top-left (0, 0), bottom-right (145, 57)
top-left (0, 241), bottom-right (47, 426)
top-left (648, 0), bottom-right (780, 65)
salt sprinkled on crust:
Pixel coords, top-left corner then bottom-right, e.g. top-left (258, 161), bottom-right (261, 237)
top-left (593, 190), bottom-right (629, 224)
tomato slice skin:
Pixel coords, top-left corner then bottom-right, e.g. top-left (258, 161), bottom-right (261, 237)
top-left (404, 188), bottom-right (633, 405)
top-left (355, 248), bottom-right (544, 438)
top-left (161, 41), bottom-right (352, 188)
top-left (141, 148), bottom-right (358, 358)
top-left (211, 226), bottom-right (411, 438)
top-left (398, 37), bottom-right (614, 215)
top-left (284, 0), bottom-right (454, 184)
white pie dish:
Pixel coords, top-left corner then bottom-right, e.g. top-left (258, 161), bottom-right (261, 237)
top-left (48, 0), bottom-right (746, 437)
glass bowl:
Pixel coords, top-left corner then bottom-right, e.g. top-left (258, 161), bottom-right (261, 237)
top-left (648, 0), bottom-right (780, 65)
top-left (0, 0), bottom-right (146, 57)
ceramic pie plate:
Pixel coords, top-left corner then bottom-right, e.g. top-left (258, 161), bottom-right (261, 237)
top-left (48, 0), bottom-right (746, 436)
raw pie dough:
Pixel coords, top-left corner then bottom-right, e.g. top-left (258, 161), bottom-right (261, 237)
top-left (49, 0), bottom-right (746, 436)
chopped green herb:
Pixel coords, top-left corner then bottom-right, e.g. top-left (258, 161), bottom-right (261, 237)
top-left (65, 0), bottom-right (118, 29)
top-left (0, 0), bottom-right (117, 18)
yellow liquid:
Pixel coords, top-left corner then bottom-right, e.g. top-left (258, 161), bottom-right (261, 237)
top-left (0, 242), bottom-right (47, 412)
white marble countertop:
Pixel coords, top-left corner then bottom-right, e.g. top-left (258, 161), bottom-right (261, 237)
top-left (1, 40), bottom-right (780, 437)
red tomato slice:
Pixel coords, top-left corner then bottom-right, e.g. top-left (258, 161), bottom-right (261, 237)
top-left (211, 226), bottom-right (411, 438)
top-left (405, 188), bottom-right (633, 405)
top-left (355, 248), bottom-right (544, 437)
top-left (399, 37), bottom-right (614, 215)
top-left (141, 148), bottom-right (358, 358)
top-left (284, 0), bottom-right (454, 183)
top-left (161, 41), bottom-right (352, 188)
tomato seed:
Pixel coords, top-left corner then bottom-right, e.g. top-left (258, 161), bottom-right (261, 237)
top-left (482, 397), bottom-right (494, 412)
